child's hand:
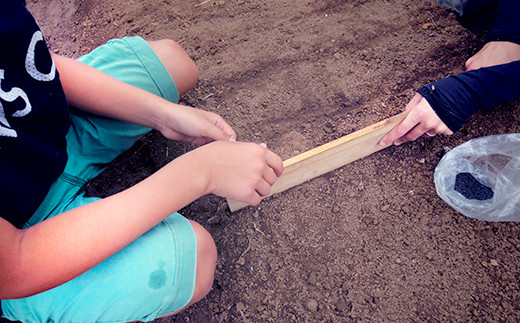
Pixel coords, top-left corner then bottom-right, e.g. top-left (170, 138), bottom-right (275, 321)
top-left (378, 93), bottom-right (452, 147)
top-left (157, 104), bottom-right (236, 145)
top-left (191, 141), bottom-right (284, 206)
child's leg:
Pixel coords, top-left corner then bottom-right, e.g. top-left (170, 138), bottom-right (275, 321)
top-left (173, 220), bottom-right (217, 315)
top-left (146, 39), bottom-right (199, 97)
top-left (3, 209), bottom-right (213, 322)
top-left (5, 37), bottom-right (216, 321)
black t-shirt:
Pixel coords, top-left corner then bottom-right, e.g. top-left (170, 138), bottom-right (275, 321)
top-left (0, 0), bottom-right (70, 228)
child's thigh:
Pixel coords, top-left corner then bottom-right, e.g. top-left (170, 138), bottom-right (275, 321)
top-left (66, 36), bottom-right (180, 180)
top-left (2, 211), bottom-right (197, 322)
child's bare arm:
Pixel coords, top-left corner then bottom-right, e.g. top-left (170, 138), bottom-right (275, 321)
top-left (0, 141), bottom-right (282, 300)
top-left (52, 54), bottom-right (236, 144)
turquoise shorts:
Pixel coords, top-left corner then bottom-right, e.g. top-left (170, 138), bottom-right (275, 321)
top-left (1, 37), bottom-right (197, 322)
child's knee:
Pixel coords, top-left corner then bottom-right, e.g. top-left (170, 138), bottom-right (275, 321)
top-left (147, 39), bottom-right (199, 96)
top-left (190, 220), bottom-right (217, 300)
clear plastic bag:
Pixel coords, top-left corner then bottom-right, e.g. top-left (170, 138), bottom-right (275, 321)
top-left (434, 133), bottom-right (520, 222)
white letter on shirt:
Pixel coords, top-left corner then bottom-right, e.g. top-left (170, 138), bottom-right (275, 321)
top-left (25, 31), bottom-right (56, 82)
top-left (0, 102), bottom-right (18, 138)
top-left (0, 70), bottom-right (32, 118)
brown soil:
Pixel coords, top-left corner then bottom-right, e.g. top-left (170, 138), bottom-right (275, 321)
top-left (19, 0), bottom-right (520, 322)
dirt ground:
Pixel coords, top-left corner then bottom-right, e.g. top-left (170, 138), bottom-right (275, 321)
top-left (20, 0), bottom-right (520, 322)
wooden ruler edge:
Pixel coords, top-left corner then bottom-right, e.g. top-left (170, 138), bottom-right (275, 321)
top-left (227, 111), bottom-right (408, 212)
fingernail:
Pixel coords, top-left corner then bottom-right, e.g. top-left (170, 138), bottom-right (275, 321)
top-left (379, 141), bottom-right (387, 147)
top-left (229, 137), bottom-right (236, 142)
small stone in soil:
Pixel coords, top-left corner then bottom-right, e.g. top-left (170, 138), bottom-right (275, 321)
top-left (306, 299), bottom-right (318, 312)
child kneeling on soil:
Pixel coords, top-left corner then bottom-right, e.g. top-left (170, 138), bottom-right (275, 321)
top-left (0, 1), bottom-right (283, 322)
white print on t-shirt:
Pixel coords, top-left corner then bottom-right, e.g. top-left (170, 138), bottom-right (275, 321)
top-left (0, 31), bottom-right (56, 138)
top-left (26, 31), bottom-right (56, 82)
top-left (0, 70), bottom-right (32, 137)
top-left (0, 102), bottom-right (17, 137)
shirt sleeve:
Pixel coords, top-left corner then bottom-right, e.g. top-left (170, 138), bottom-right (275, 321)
top-left (485, 0), bottom-right (520, 44)
top-left (417, 60), bottom-right (520, 132)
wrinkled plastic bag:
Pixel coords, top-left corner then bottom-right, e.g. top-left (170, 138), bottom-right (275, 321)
top-left (434, 133), bottom-right (520, 222)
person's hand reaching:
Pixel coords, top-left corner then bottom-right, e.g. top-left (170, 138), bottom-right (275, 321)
top-left (379, 93), bottom-right (452, 147)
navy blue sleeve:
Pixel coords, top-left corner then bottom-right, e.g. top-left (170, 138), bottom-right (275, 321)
top-left (486, 0), bottom-right (520, 44)
top-left (417, 61), bottom-right (520, 132)
top-left (417, 0), bottom-right (520, 133)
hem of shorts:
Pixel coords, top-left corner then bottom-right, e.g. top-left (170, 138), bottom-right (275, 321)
top-left (122, 36), bottom-right (180, 104)
top-left (141, 213), bottom-right (197, 321)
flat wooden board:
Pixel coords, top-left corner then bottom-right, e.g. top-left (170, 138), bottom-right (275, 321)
top-left (227, 111), bottom-right (408, 212)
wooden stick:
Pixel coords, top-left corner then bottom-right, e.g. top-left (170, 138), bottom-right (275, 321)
top-left (227, 111), bottom-right (408, 212)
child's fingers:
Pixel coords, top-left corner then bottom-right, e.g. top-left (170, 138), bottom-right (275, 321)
top-left (265, 150), bottom-right (283, 177)
top-left (262, 167), bottom-right (278, 186)
top-left (244, 191), bottom-right (262, 206)
top-left (213, 115), bottom-right (237, 141)
top-left (201, 123), bottom-right (231, 142)
top-left (258, 143), bottom-right (283, 177)
top-left (221, 123), bottom-right (237, 141)
top-left (255, 179), bottom-right (272, 197)
top-left (195, 113), bottom-right (236, 142)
